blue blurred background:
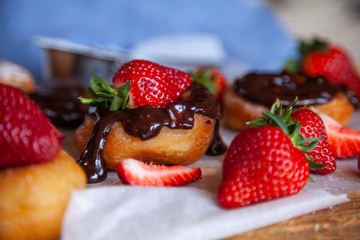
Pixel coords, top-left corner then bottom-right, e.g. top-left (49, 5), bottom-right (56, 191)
top-left (0, 0), bottom-right (296, 82)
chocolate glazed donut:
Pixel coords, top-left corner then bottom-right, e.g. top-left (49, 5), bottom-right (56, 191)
top-left (223, 71), bottom-right (356, 131)
top-left (75, 82), bottom-right (227, 183)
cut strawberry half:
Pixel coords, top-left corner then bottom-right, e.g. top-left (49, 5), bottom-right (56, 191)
top-left (117, 158), bottom-right (202, 186)
top-left (319, 112), bottom-right (360, 159)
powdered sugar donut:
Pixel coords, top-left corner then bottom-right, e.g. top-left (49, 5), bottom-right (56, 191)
top-left (0, 61), bottom-right (35, 93)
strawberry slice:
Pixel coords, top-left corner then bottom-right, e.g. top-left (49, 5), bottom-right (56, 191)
top-left (319, 112), bottom-right (360, 159)
top-left (117, 158), bottom-right (202, 186)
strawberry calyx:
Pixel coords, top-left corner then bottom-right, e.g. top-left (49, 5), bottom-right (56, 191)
top-left (298, 37), bottom-right (329, 56)
top-left (79, 76), bottom-right (130, 111)
top-left (190, 67), bottom-right (219, 96)
top-left (248, 98), bottom-right (326, 171)
top-left (285, 37), bottom-right (329, 73)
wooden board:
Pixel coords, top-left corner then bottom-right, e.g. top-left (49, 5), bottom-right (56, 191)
top-left (226, 191), bottom-right (360, 240)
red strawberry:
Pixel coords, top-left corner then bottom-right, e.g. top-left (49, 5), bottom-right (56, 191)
top-left (319, 112), bottom-right (360, 159)
top-left (218, 126), bottom-right (309, 208)
top-left (0, 84), bottom-right (62, 168)
top-left (291, 108), bottom-right (336, 174)
top-left (117, 158), bottom-right (202, 186)
top-left (191, 66), bottom-right (226, 101)
top-left (112, 60), bottom-right (192, 108)
top-left (300, 38), bottom-right (360, 98)
top-left (218, 100), bottom-right (321, 208)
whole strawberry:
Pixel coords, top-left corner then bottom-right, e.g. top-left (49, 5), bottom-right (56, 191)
top-left (219, 126), bottom-right (309, 208)
top-left (0, 84), bottom-right (62, 168)
top-left (191, 66), bottom-right (226, 101)
top-left (289, 38), bottom-right (360, 99)
top-left (218, 100), bottom-right (322, 208)
top-left (291, 108), bottom-right (336, 174)
top-left (112, 60), bottom-right (192, 108)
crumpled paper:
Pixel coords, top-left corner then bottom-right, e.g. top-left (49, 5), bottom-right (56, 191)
top-left (61, 112), bottom-right (360, 240)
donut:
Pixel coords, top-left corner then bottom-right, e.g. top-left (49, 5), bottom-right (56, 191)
top-left (30, 84), bottom-right (88, 128)
top-left (75, 113), bottom-right (216, 168)
top-left (74, 82), bottom-right (227, 183)
top-left (0, 150), bottom-right (86, 240)
top-left (0, 61), bottom-right (35, 94)
top-left (223, 71), bottom-right (355, 131)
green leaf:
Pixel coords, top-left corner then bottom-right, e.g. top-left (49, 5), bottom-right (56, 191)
top-left (117, 81), bottom-right (130, 99)
top-left (80, 76), bottom-right (131, 111)
top-left (262, 111), bottom-right (289, 135)
top-left (79, 97), bottom-right (97, 104)
top-left (91, 76), bottom-right (114, 94)
top-left (122, 94), bottom-right (130, 110)
top-left (298, 136), bottom-right (322, 145)
top-left (308, 159), bottom-right (327, 169)
top-left (109, 96), bottom-right (123, 111)
top-left (88, 87), bottom-right (98, 98)
top-left (284, 59), bottom-right (300, 73)
top-left (299, 37), bottom-right (328, 56)
top-left (248, 117), bottom-right (268, 127)
top-left (190, 68), bottom-right (218, 95)
top-left (308, 175), bottom-right (315, 183)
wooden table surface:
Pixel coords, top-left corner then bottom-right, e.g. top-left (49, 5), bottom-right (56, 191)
top-left (226, 191), bottom-right (360, 240)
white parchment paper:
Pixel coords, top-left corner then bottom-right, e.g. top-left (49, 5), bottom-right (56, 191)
top-left (61, 111), bottom-right (360, 240)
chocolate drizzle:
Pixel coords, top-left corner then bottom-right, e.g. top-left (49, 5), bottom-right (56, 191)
top-left (78, 82), bottom-right (227, 183)
top-left (233, 71), bottom-right (346, 107)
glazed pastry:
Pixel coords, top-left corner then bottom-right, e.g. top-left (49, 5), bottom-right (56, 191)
top-left (0, 84), bottom-right (86, 240)
top-left (223, 71), bottom-right (355, 131)
top-left (75, 60), bottom-right (227, 183)
top-left (0, 60), bottom-right (35, 93)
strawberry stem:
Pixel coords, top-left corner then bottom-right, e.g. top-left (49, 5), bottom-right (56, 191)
top-left (284, 37), bottom-right (329, 73)
top-left (248, 98), bottom-right (325, 171)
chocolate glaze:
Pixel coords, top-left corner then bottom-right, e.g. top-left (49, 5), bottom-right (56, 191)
top-left (78, 82), bottom-right (227, 183)
top-left (30, 84), bottom-right (88, 128)
top-left (233, 71), bottom-right (347, 107)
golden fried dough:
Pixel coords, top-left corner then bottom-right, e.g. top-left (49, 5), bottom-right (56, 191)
top-left (223, 87), bottom-right (354, 131)
top-left (0, 150), bottom-right (86, 240)
top-left (75, 114), bottom-right (216, 168)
